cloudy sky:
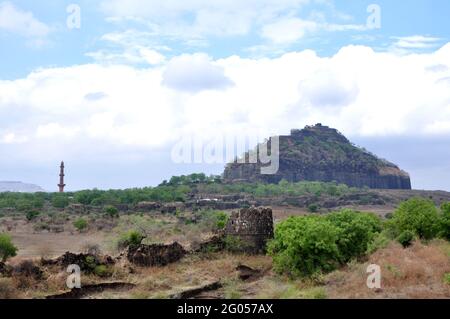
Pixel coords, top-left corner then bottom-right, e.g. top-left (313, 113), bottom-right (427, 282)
top-left (1, 0), bottom-right (450, 191)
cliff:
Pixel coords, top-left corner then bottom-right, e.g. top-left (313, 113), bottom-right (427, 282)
top-left (223, 124), bottom-right (411, 189)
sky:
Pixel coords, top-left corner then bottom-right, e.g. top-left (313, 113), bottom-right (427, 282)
top-left (1, 0), bottom-right (450, 191)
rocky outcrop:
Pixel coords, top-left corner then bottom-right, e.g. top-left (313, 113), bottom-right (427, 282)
top-left (225, 207), bottom-right (274, 254)
top-left (224, 124), bottom-right (411, 189)
top-left (126, 242), bottom-right (186, 267)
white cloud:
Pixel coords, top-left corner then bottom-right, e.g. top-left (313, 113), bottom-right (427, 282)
top-left (260, 16), bottom-right (366, 46)
top-left (1, 43), bottom-right (450, 165)
top-left (162, 53), bottom-right (234, 93)
top-left (389, 35), bottom-right (442, 54)
top-left (100, 0), bottom-right (310, 39)
top-left (261, 18), bottom-right (319, 44)
top-left (0, 2), bottom-right (50, 38)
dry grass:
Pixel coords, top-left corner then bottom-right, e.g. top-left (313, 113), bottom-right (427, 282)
top-left (325, 240), bottom-right (450, 299)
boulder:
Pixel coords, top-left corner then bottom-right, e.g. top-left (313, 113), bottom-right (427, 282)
top-left (127, 242), bottom-right (186, 267)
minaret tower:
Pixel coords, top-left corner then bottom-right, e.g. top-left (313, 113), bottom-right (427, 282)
top-left (58, 161), bottom-right (66, 193)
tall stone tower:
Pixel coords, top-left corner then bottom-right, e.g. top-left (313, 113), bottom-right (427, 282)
top-left (58, 161), bottom-right (66, 193)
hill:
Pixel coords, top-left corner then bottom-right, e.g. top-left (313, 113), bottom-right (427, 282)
top-left (0, 181), bottom-right (45, 193)
top-left (223, 124), bottom-right (411, 189)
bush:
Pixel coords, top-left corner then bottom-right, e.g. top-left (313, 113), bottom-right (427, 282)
top-left (397, 230), bottom-right (415, 248)
top-left (224, 235), bottom-right (246, 253)
top-left (26, 210), bottom-right (40, 221)
top-left (73, 218), bottom-right (88, 232)
top-left (104, 205), bottom-right (119, 218)
top-left (367, 231), bottom-right (391, 254)
top-left (94, 265), bottom-right (112, 278)
top-left (325, 210), bottom-right (382, 262)
top-left (51, 194), bottom-right (69, 209)
top-left (0, 233), bottom-right (18, 262)
top-left (268, 216), bottom-right (341, 277)
top-left (388, 198), bottom-right (441, 240)
top-left (118, 230), bottom-right (145, 249)
top-left (440, 203), bottom-right (450, 240)
top-left (214, 211), bottom-right (229, 230)
top-left (307, 204), bottom-right (319, 213)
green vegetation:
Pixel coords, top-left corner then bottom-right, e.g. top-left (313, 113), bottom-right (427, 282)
top-left (268, 215), bottom-right (341, 277)
top-left (325, 210), bottom-right (382, 262)
top-left (118, 230), bottom-right (145, 249)
top-left (214, 211), bottom-right (229, 230)
top-left (25, 210), bottom-right (40, 221)
top-left (0, 233), bottom-right (18, 262)
top-left (307, 204), bottom-right (319, 213)
top-left (104, 205), bottom-right (119, 218)
top-left (397, 230), bottom-right (415, 248)
top-left (94, 265), bottom-right (112, 278)
top-left (268, 209), bottom-right (383, 277)
top-left (73, 218), bottom-right (88, 232)
top-left (440, 203), bottom-right (450, 240)
top-left (387, 198), bottom-right (441, 241)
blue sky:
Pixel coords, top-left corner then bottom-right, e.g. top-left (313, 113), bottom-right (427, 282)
top-left (1, 0), bottom-right (450, 191)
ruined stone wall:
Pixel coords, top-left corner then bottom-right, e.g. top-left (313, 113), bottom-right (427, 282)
top-left (225, 207), bottom-right (274, 254)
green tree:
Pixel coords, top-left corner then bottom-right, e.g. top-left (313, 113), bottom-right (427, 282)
top-left (268, 216), bottom-right (341, 277)
top-left (104, 205), bottom-right (119, 218)
top-left (440, 202), bottom-right (450, 240)
top-left (52, 194), bottom-right (69, 209)
top-left (73, 218), bottom-right (88, 232)
top-left (388, 198), bottom-right (440, 240)
top-left (0, 234), bottom-right (18, 262)
top-left (325, 209), bottom-right (382, 262)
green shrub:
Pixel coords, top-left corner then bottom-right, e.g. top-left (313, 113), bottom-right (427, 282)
top-left (214, 211), bottom-right (229, 230)
top-left (307, 204), bottom-right (319, 213)
top-left (224, 235), bottom-right (246, 253)
top-left (444, 273), bottom-right (450, 285)
top-left (387, 198), bottom-right (441, 240)
top-left (51, 194), bottom-right (70, 209)
top-left (118, 230), bottom-right (145, 249)
top-left (73, 218), bottom-right (88, 232)
top-left (26, 210), bottom-right (40, 221)
top-left (367, 231), bottom-right (391, 254)
top-left (268, 216), bottom-right (341, 277)
top-left (397, 230), bottom-right (415, 248)
top-left (94, 265), bottom-right (112, 278)
top-left (325, 209), bottom-right (382, 262)
top-left (440, 203), bottom-right (450, 240)
top-left (104, 205), bottom-right (119, 218)
top-left (0, 233), bottom-right (18, 262)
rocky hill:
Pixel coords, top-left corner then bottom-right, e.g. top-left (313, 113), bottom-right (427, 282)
top-left (0, 181), bottom-right (45, 193)
top-left (223, 124), bottom-right (411, 189)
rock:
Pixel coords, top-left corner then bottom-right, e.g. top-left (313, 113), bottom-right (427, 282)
top-left (223, 124), bottom-right (411, 189)
top-left (0, 262), bottom-right (13, 277)
top-left (225, 207), bottom-right (274, 254)
top-left (127, 242), bottom-right (186, 267)
top-left (193, 236), bottom-right (225, 253)
top-left (236, 264), bottom-right (261, 281)
top-left (13, 260), bottom-right (43, 280)
top-left (135, 201), bottom-right (162, 212)
top-left (42, 251), bottom-right (114, 273)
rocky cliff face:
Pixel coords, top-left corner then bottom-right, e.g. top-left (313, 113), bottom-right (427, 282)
top-left (223, 124), bottom-right (411, 190)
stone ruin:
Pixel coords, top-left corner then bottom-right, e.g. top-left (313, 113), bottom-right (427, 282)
top-left (225, 207), bottom-right (274, 254)
top-left (126, 242), bottom-right (186, 267)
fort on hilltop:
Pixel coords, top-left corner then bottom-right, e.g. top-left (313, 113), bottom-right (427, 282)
top-left (223, 124), bottom-right (412, 190)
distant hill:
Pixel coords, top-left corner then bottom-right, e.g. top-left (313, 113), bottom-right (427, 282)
top-left (0, 181), bottom-right (45, 193)
top-left (224, 124), bottom-right (411, 190)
